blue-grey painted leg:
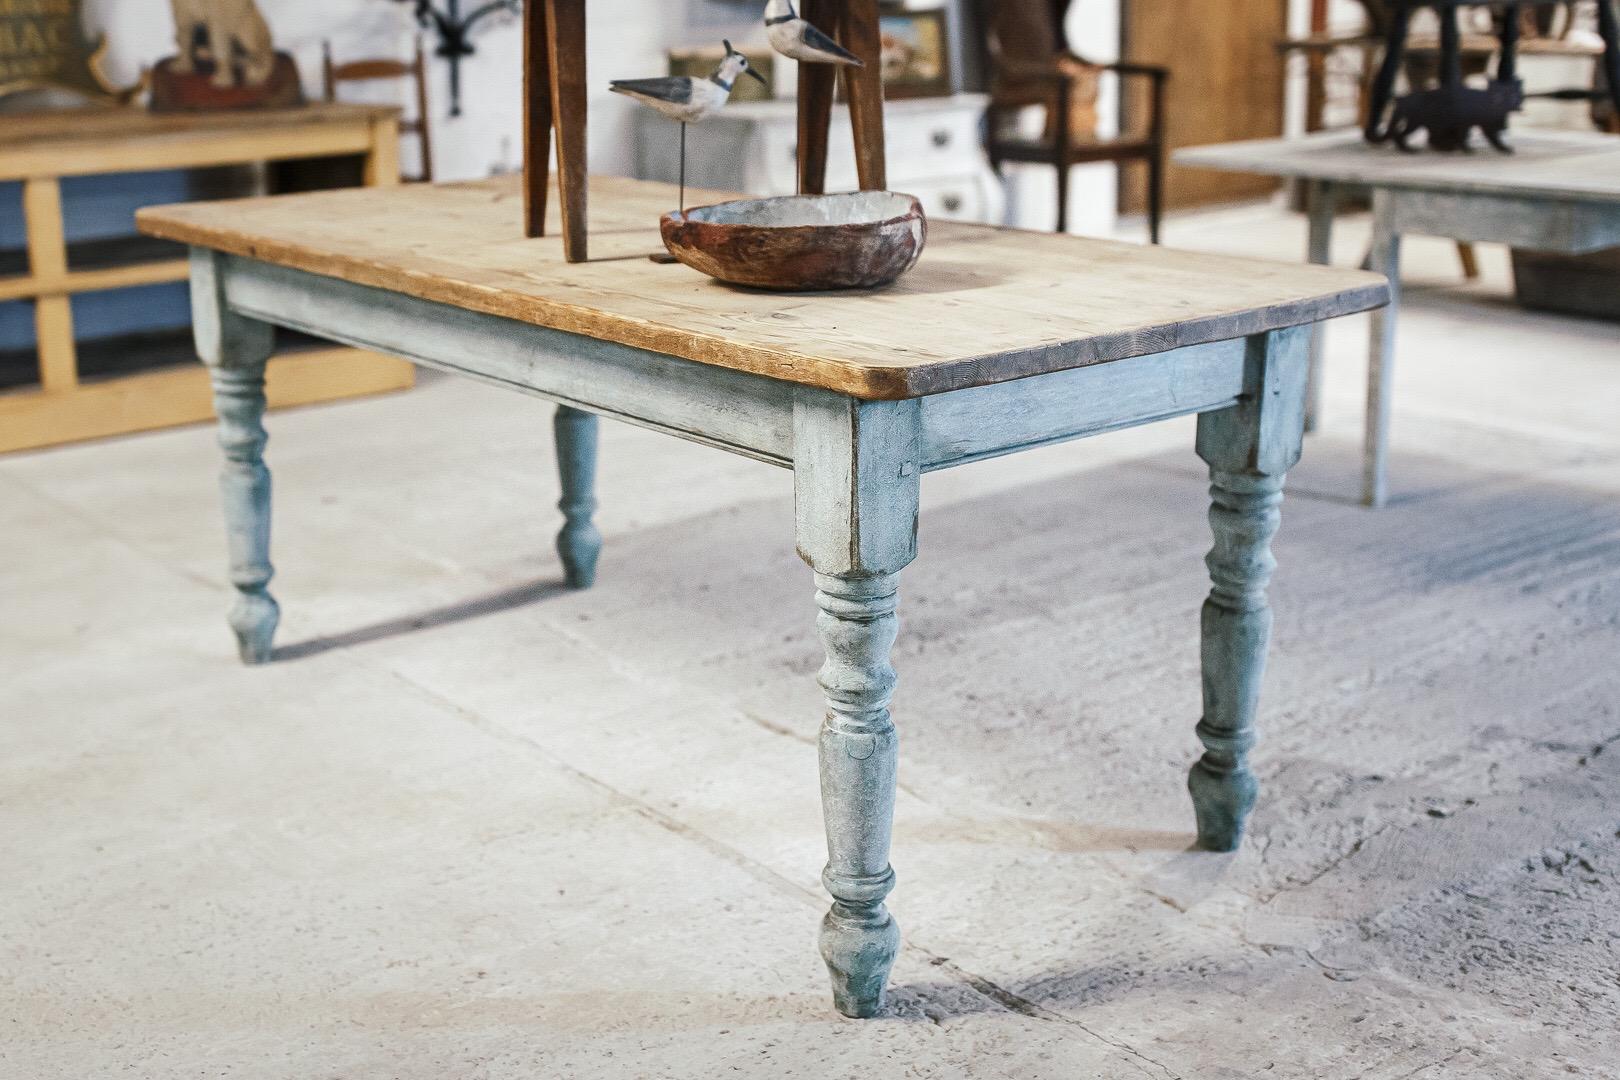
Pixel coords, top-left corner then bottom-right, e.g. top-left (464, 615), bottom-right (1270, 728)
top-left (192, 248), bottom-right (279, 665)
top-left (1190, 327), bottom-right (1310, 852)
top-left (212, 367), bottom-right (279, 664)
top-left (794, 391), bottom-right (921, 1019)
top-left (553, 404), bottom-right (602, 589)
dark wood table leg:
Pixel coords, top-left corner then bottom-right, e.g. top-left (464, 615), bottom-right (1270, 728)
top-left (841, 0), bottom-right (887, 191)
top-left (546, 0), bottom-right (588, 262)
top-left (523, 0), bottom-right (552, 239)
top-left (1599, 0), bottom-right (1620, 119)
top-left (1364, 3), bottom-right (1410, 141)
top-left (797, 0), bottom-right (839, 195)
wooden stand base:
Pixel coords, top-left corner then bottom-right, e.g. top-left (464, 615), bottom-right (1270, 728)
top-left (0, 348), bottom-right (412, 455)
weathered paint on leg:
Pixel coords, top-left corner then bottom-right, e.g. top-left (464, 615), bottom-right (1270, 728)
top-left (1191, 327), bottom-right (1309, 851)
top-left (553, 404), bottom-right (602, 588)
top-left (211, 366), bottom-right (278, 664)
top-left (794, 390), bottom-right (920, 1018)
top-left (814, 570), bottom-right (902, 1018)
top-left (192, 248), bottom-right (278, 665)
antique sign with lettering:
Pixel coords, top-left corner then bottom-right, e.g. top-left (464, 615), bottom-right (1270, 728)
top-left (0, 0), bottom-right (116, 101)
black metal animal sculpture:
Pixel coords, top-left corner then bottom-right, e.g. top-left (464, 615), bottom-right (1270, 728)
top-left (1365, 0), bottom-right (1620, 153)
top-left (1381, 78), bottom-right (1524, 151)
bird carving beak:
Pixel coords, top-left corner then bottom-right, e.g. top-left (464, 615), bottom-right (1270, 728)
top-left (745, 66), bottom-right (767, 85)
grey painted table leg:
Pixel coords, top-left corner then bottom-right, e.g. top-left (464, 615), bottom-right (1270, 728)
top-left (793, 391), bottom-right (921, 1019)
top-left (1190, 327), bottom-right (1309, 851)
top-left (192, 250), bottom-right (279, 665)
top-left (1363, 189), bottom-right (1403, 508)
top-left (1304, 180), bottom-right (1337, 434)
top-left (553, 404), bottom-right (602, 588)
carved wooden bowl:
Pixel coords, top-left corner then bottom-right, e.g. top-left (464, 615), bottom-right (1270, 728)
top-left (660, 191), bottom-right (927, 291)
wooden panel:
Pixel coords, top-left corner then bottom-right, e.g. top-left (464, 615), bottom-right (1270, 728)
top-left (1121, 0), bottom-right (1288, 211)
top-left (138, 175), bottom-right (1387, 400)
top-left (0, 348), bottom-right (413, 455)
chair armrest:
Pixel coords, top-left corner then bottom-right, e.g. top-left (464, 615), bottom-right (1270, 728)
top-left (1096, 60), bottom-right (1169, 81)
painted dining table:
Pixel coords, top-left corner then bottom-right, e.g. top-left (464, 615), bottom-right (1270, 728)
top-left (1178, 129), bottom-right (1620, 508)
top-left (138, 176), bottom-right (1385, 1019)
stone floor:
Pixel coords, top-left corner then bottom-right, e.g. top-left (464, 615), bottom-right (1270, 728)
top-left (4, 202), bottom-right (1619, 1079)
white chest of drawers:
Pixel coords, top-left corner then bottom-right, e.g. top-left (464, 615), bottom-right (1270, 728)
top-left (631, 94), bottom-right (1004, 224)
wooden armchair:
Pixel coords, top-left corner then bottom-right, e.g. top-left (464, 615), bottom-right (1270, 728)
top-left (980, 0), bottom-right (1168, 242)
top-left (323, 39), bottom-right (434, 183)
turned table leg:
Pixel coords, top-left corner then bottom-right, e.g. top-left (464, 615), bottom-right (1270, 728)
top-left (1190, 327), bottom-right (1310, 851)
top-left (794, 391), bottom-right (921, 1018)
top-left (191, 249), bottom-right (279, 664)
top-left (553, 404), bottom-right (602, 588)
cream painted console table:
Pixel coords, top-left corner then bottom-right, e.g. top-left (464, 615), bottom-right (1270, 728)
top-left (1178, 130), bottom-right (1620, 507)
top-left (139, 177), bottom-right (1384, 1019)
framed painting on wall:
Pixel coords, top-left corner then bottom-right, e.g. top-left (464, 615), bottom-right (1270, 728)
top-left (879, 8), bottom-right (951, 99)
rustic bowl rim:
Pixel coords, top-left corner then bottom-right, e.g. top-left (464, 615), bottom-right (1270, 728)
top-left (661, 191), bottom-right (925, 237)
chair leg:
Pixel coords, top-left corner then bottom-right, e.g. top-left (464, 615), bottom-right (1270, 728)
top-left (1055, 162), bottom-right (1070, 235)
top-left (545, 0), bottom-right (588, 262)
top-left (1146, 152), bottom-right (1165, 245)
top-left (523, 0), bottom-right (552, 238)
top-left (1456, 241), bottom-right (1479, 280)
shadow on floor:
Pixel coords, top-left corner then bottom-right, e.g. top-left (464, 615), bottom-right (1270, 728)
top-left (273, 579), bottom-right (574, 662)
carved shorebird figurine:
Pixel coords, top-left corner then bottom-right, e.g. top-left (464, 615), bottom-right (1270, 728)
top-left (610, 41), bottom-right (766, 213)
top-left (763, 0), bottom-right (864, 66)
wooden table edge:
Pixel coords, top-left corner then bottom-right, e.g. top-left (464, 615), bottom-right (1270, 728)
top-left (141, 208), bottom-right (1389, 402)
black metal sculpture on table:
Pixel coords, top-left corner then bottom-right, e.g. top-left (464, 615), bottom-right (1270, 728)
top-left (391, 0), bottom-right (522, 117)
top-left (1365, 0), bottom-right (1620, 152)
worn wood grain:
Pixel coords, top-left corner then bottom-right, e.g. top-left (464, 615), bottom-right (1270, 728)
top-left (139, 176), bottom-right (1386, 400)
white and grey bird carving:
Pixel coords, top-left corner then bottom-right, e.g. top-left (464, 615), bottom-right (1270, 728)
top-left (763, 0), bottom-right (864, 67)
top-left (609, 40), bottom-right (767, 124)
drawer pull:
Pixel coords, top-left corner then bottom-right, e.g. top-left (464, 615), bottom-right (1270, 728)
top-left (931, 129), bottom-right (952, 148)
top-left (943, 194), bottom-right (964, 213)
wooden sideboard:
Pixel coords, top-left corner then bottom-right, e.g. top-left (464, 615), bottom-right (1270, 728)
top-left (0, 104), bottom-right (414, 454)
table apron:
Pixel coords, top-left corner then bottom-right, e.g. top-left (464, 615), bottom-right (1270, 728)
top-left (215, 253), bottom-right (1258, 475)
top-left (1382, 188), bottom-right (1620, 254)
top-left (219, 255), bottom-right (799, 467)
top-left (918, 338), bottom-right (1248, 470)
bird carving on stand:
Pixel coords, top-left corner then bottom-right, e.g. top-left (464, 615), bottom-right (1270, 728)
top-left (610, 41), bottom-right (767, 216)
top-left (763, 0), bottom-right (864, 67)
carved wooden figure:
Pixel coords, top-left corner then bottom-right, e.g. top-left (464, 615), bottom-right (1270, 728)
top-left (170, 0), bottom-right (277, 88)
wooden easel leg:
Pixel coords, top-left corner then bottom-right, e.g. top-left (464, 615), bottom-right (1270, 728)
top-left (797, 0), bottom-right (839, 196)
top-left (841, 0), bottom-right (887, 191)
top-left (523, 0), bottom-right (552, 238)
top-left (545, 0), bottom-right (588, 262)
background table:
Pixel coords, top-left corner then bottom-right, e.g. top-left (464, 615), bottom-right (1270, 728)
top-left (0, 104), bottom-right (414, 454)
top-left (140, 176), bottom-right (1384, 1019)
top-left (1178, 129), bottom-right (1620, 507)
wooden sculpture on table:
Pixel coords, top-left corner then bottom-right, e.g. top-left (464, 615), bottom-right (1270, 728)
top-left (610, 41), bottom-right (766, 214)
top-left (787, 0), bottom-right (888, 195)
top-left (524, 0), bottom-right (587, 260)
top-left (152, 0), bottom-right (304, 111)
top-left (1365, 0), bottom-right (1620, 152)
top-left (522, 0), bottom-right (889, 263)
